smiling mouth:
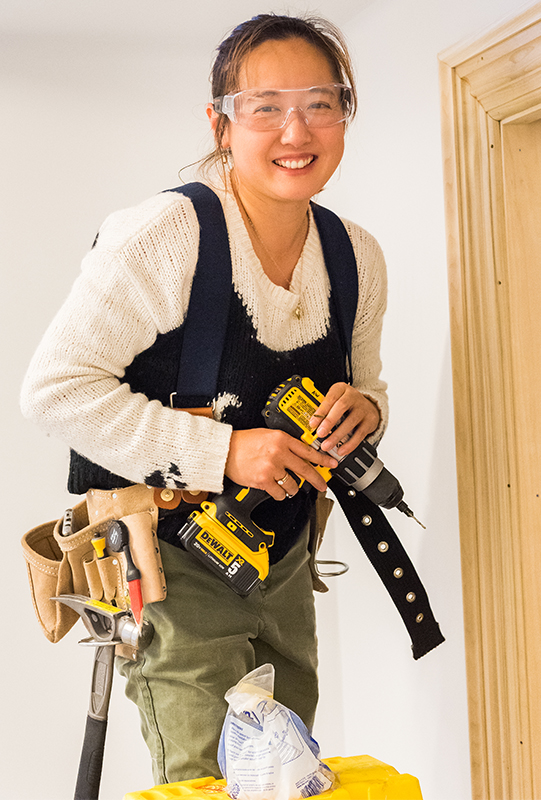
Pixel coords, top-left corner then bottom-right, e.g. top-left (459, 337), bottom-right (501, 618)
top-left (274, 156), bottom-right (315, 170)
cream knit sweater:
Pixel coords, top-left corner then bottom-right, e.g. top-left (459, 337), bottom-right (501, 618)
top-left (21, 182), bottom-right (388, 494)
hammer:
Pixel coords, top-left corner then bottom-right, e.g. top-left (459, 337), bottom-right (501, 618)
top-left (53, 594), bottom-right (153, 800)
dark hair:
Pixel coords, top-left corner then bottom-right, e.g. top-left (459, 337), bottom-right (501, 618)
top-left (201, 14), bottom-right (357, 174)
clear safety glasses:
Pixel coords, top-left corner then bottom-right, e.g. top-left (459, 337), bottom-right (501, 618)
top-left (213, 84), bottom-right (353, 131)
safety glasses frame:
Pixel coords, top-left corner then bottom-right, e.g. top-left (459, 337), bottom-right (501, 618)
top-left (213, 83), bottom-right (353, 130)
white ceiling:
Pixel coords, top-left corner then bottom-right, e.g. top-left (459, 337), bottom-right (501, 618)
top-left (0, 0), bottom-right (379, 44)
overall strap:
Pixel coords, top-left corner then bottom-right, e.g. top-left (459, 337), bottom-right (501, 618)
top-left (310, 201), bottom-right (358, 382)
top-left (166, 183), bottom-right (232, 408)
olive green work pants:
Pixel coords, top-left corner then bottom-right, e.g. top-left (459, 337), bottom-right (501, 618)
top-left (117, 528), bottom-right (318, 785)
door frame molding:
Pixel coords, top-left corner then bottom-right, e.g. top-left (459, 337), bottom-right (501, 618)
top-left (439, 4), bottom-right (541, 798)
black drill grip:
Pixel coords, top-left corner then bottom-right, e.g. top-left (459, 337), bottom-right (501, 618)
top-left (74, 715), bottom-right (108, 800)
top-left (215, 482), bottom-right (268, 516)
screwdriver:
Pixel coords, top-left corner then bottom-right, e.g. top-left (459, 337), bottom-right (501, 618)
top-left (91, 532), bottom-right (108, 559)
top-left (106, 520), bottom-right (143, 625)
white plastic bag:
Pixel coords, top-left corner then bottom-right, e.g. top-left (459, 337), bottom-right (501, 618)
top-left (217, 664), bottom-right (334, 800)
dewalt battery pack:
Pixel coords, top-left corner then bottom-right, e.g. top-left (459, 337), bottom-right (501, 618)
top-left (178, 484), bottom-right (275, 596)
top-left (123, 754), bottom-right (423, 800)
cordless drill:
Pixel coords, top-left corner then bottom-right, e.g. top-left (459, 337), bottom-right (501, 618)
top-left (178, 375), bottom-right (422, 596)
top-left (263, 375), bottom-right (424, 524)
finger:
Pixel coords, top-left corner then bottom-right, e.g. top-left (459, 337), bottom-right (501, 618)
top-left (269, 443), bottom-right (336, 496)
top-left (265, 478), bottom-right (288, 501)
top-left (308, 384), bottom-right (347, 434)
top-left (286, 454), bottom-right (330, 493)
top-left (323, 404), bottom-right (380, 456)
top-left (277, 471), bottom-right (300, 499)
top-left (317, 404), bottom-right (364, 450)
top-left (318, 407), bottom-right (365, 452)
top-left (329, 421), bottom-right (369, 456)
top-left (313, 390), bottom-right (360, 442)
top-left (289, 438), bottom-right (338, 470)
top-left (262, 471), bottom-right (300, 501)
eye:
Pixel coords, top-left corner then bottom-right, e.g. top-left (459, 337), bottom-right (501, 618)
top-left (253, 104), bottom-right (281, 115)
top-left (307, 101), bottom-right (333, 111)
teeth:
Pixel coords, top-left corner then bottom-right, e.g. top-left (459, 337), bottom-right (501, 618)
top-left (275, 157), bottom-right (314, 169)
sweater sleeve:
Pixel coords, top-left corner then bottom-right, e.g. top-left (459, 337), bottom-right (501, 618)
top-left (20, 193), bottom-right (233, 493)
top-left (344, 221), bottom-right (389, 442)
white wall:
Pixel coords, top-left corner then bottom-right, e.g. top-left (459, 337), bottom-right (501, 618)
top-left (1, 1), bottom-right (531, 799)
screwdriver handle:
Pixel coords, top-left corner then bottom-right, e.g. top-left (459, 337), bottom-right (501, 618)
top-left (126, 577), bottom-right (143, 625)
top-left (122, 544), bottom-right (141, 583)
top-left (121, 542), bottom-right (143, 624)
top-left (106, 520), bottom-right (144, 623)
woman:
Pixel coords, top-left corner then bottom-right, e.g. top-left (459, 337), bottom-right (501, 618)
top-left (21, 14), bottom-right (388, 785)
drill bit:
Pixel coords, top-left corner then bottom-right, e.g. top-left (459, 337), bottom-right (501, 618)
top-left (397, 501), bottom-right (426, 529)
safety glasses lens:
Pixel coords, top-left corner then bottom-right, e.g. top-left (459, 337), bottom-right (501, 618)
top-left (228, 85), bottom-right (352, 130)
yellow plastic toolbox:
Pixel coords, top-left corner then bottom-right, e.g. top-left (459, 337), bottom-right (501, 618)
top-left (123, 754), bottom-right (423, 800)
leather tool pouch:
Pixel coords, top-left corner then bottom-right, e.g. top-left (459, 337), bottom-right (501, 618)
top-left (21, 484), bottom-right (166, 643)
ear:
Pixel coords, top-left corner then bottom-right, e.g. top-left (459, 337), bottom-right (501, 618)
top-left (206, 103), bottom-right (231, 148)
top-left (206, 103), bottom-right (218, 130)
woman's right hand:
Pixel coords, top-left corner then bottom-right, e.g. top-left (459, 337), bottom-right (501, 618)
top-left (224, 428), bottom-right (338, 500)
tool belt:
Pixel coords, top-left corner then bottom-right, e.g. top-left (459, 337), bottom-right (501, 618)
top-left (21, 484), bottom-right (166, 644)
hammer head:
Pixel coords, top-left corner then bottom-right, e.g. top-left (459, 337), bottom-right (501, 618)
top-left (52, 595), bottom-right (154, 649)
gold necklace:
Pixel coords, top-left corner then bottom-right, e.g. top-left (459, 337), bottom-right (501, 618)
top-left (235, 189), bottom-right (309, 319)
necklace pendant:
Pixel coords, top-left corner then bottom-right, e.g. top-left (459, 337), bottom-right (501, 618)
top-left (294, 304), bottom-right (302, 319)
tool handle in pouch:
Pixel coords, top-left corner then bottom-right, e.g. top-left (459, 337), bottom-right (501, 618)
top-left (106, 519), bottom-right (145, 623)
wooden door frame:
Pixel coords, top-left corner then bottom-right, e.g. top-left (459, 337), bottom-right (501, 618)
top-left (439, 4), bottom-right (541, 798)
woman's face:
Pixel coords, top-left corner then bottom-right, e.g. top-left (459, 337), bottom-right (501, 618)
top-left (217, 38), bottom-right (346, 205)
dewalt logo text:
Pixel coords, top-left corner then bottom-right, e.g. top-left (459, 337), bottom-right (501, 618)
top-left (197, 530), bottom-right (236, 565)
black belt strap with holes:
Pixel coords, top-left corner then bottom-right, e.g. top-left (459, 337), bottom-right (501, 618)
top-left (330, 479), bottom-right (444, 659)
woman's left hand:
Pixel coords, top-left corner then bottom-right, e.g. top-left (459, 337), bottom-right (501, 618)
top-left (309, 382), bottom-right (380, 457)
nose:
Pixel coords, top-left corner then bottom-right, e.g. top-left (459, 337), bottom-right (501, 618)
top-left (279, 108), bottom-right (312, 145)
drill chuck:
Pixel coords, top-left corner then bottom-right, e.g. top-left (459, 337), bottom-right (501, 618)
top-left (319, 438), bottom-right (406, 509)
top-left (359, 465), bottom-right (404, 509)
top-left (322, 425), bottom-right (425, 526)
